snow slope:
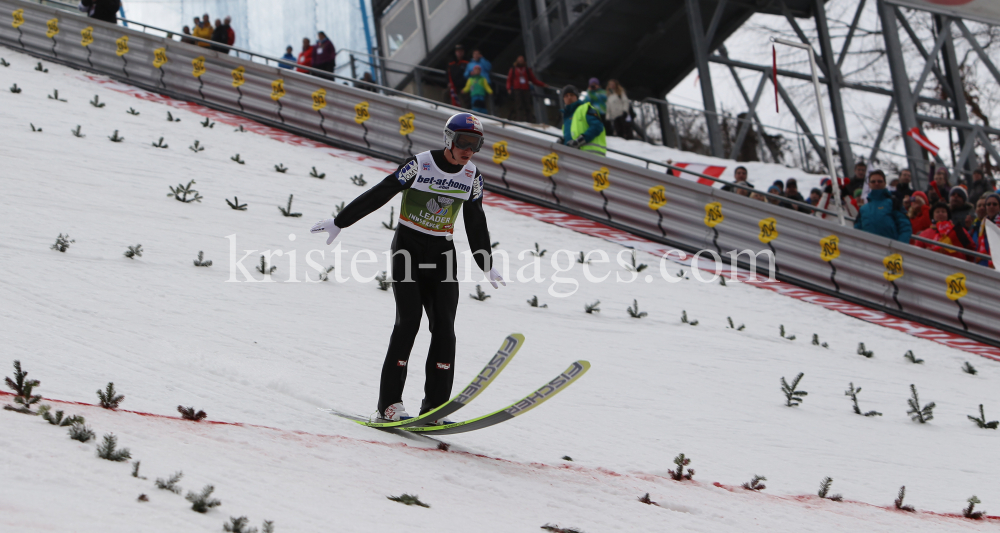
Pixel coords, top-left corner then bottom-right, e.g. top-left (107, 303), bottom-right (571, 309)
top-left (1, 48), bottom-right (999, 532)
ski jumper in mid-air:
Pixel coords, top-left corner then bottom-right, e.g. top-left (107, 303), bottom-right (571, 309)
top-left (311, 113), bottom-right (505, 423)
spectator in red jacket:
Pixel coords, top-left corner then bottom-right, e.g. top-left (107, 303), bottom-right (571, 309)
top-left (908, 191), bottom-right (931, 233)
top-left (224, 16), bottom-right (235, 47)
top-left (447, 44), bottom-right (469, 108)
top-left (506, 55), bottom-right (544, 122)
top-left (297, 38), bottom-right (314, 74)
top-left (915, 202), bottom-right (974, 260)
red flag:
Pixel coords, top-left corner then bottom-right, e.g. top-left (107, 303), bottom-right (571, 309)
top-left (773, 45), bottom-right (779, 113)
top-left (906, 127), bottom-right (939, 156)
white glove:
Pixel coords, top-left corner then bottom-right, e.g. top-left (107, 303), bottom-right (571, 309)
top-left (310, 218), bottom-right (342, 245)
top-left (488, 268), bottom-right (506, 289)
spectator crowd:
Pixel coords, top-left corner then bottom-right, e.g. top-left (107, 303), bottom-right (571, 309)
top-left (722, 160), bottom-right (997, 266)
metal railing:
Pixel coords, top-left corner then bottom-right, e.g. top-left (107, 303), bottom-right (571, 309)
top-left (17, 0), bottom-right (994, 265)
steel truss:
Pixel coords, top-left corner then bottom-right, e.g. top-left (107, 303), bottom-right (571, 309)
top-left (687, 0), bottom-right (998, 189)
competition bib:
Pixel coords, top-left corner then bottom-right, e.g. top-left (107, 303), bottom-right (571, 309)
top-left (397, 151), bottom-right (482, 235)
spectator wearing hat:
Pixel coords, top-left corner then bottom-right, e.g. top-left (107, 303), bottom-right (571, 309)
top-left (560, 85), bottom-right (606, 156)
top-left (948, 186), bottom-right (973, 228)
top-left (447, 44), bottom-right (469, 107)
top-left (462, 65), bottom-right (493, 115)
top-left (582, 78), bottom-right (608, 122)
top-left (280, 45), bottom-right (296, 69)
top-left (807, 187), bottom-right (822, 205)
top-left (915, 202), bottom-right (974, 260)
top-left (893, 169), bottom-right (913, 210)
top-left (853, 170), bottom-right (912, 243)
top-left (180, 25), bottom-right (195, 45)
top-left (766, 186), bottom-right (784, 206)
top-left (969, 169), bottom-right (996, 203)
top-left (908, 191), bottom-right (931, 233)
top-left (784, 178), bottom-right (809, 212)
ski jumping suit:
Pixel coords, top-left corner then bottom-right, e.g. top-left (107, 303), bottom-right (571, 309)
top-left (334, 150), bottom-right (493, 415)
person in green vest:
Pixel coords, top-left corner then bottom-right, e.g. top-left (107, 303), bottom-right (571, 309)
top-left (560, 85), bottom-right (606, 156)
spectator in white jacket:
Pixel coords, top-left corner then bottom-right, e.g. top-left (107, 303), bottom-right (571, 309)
top-left (605, 79), bottom-right (632, 140)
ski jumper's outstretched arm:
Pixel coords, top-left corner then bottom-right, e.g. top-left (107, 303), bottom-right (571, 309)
top-left (334, 158), bottom-right (416, 229)
top-left (463, 174), bottom-right (493, 273)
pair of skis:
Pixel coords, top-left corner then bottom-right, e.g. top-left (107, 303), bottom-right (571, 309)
top-left (325, 334), bottom-right (589, 435)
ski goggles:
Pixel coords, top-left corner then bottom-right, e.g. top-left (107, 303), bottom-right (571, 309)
top-left (453, 132), bottom-right (484, 153)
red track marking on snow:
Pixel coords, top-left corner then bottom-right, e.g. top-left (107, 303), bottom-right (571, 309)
top-left (82, 74), bottom-right (1000, 361)
top-left (6, 391), bottom-right (997, 524)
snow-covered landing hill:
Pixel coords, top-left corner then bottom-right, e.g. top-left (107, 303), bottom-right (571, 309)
top-left (1, 47), bottom-right (998, 532)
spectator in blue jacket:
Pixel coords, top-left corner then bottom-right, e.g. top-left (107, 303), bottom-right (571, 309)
top-left (464, 49), bottom-right (492, 82)
top-left (279, 46), bottom-right (296, 69)
top-left (853, 170), bottom-right (912, 242)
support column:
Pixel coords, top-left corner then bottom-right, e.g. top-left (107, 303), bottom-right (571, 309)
top-left (685, 0), bottom-right (724, 157)
top-left (878, 0), bottom-right (928, 189)
top-left (518, 0), bottom-right (546, 123)
top-left (937, 15), bottom-right (977, 180)
top-left (813, 0), bottom-right (854, 175)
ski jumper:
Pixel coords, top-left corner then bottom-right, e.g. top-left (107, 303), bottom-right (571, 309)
top-left (334, 150), bottom-right (493, 415)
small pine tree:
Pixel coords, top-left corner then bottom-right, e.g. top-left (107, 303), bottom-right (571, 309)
top-left (152, 136), bottom-right (167, 148)
top-left (964, 496), bottom-right (985, 519)
top-left (97, 382), bottom-right (124, 409)
top-left (527, 295), bottom-right (548, 308)
top-left (627, 300), bottom-right (647, 319)
top-left (903, 350), bottom-right (923, 364)
top-left (637, 493), bottom-right (659, 505)
top-left (132, 461), bottom-right (146, 479)
top-left (562, 456), bottom-right (573, 461)
top-left (10, 83), bottom-right (21, 93)
top-left (333, 201), bottom-right (345, 216)
top-left (168, 180), bottom-right (202, 202)
top-left (817, 477), bottom-right (842, 501)
top-left (680, 310), bottom-right (697, 325)
top-left (781, 373), bottom-right (807, 407)
top-left (186, 485), bottom-right (221, 513)
top-left (779, 325), bottom-right (795, 341)
top-left (540, 524), bottom-right (584, 533)
top-left (625, 250), bottom-right (647, 272)
top-left (576, 252), bottom-right (590, 264)
top-left (470, 285), bottom-right (490, 301)
top-left (719, 276), bottom-right (727, 286)
top-left (316, 266), bottom-right (334, 282)
top-left (51, 233), bottom-right (75, 252)
top-left (96, 433), bottom-right (132, 462)
top-left (89, 95), bottom-right (105, 108)
top-left (668, 453), bottom-right (694, 481)
top-left (895, 485), bottom-right (915, 512)
top-left (226, 197), bottom-right (248, 211)
top-left (41, 407), bottom-right (83, 426)
top-left (155, 471), bottom-right (183, 493)
top-left (375, 271), bottom-right (390, 291)
top-left (845, 382), bottom-right (882, 416)
top-left (223, 516), bottom-right (257, 533)
top-left (189, 140), bottom-right (205, 152)
top-left (68, 422), bottom-right (95, 442)
top-left (123, 244), bottom-right (143, 259)
top-left (277, 194), bottom-right (302, 217)
top-left (350, 174), bottom-right (366, 186)
top-left (382, 207), bottom-right (397, 230)
top-left (255, 256), bottom-right (277, 276)
top-left (310, 167), bottom-right (326, 179)
top-left (906, 384), bottom-right (934, 423)
top-left (857, 343), bottom-right (874, 358)
top-left (962, 362), bottom-right (977, 375)
top-left (967, 404), bottom-right (999, 429)
top-left (274, 163), bottom-right (288, 173)
top-left (387, 494), bottom-right (429, 507)
top-left (230, 154), bottom-right (246, 165)
top-left (584, 300), bottom-right (600, 314)
top-left (4, 360), bottom-right (42, 414)
top-left (742, 475), bottom-right (766, 491)
top-left (193, 251), bottom-right (213, 267)
top-left (126, 107), bottom-right (140, 115)
top-left (167, 111), bottom-right (181, 122)
top-left (200, 117), bottom-right (215, 128)
top-left (531, 243), bottom-right (547, 257)
top-left (72, 125), bottom-right (85, 138)
top-left (108, 130), bottom-right (124, 142)
top-left (178, 406), bottom-right (207, 421)
top-left (261, 521), bottom-right (274, 533)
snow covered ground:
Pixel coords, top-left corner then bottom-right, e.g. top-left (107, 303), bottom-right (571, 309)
top-left (2, 48), bottom-right (999, 532)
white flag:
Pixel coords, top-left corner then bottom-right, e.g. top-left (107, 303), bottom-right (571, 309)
top-left (985, 218), bottom-right (1000, 269)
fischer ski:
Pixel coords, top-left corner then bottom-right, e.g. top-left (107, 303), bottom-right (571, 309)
top-left (327, 333), bottom-right (525, 429)
top-left (403, 360), bottom-right (590, 435)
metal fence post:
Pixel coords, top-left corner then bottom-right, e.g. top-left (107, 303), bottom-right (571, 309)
top-left (350, 53), bottom-right (357, 80)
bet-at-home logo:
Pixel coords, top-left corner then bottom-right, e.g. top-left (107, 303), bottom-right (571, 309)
top-left (417, 175), bottom-right (471, 195)
top-left (425, 196), bottom-right (454, 216)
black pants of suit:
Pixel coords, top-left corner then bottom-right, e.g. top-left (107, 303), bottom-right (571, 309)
top-left (378, 225), bottom-right (459, 416)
